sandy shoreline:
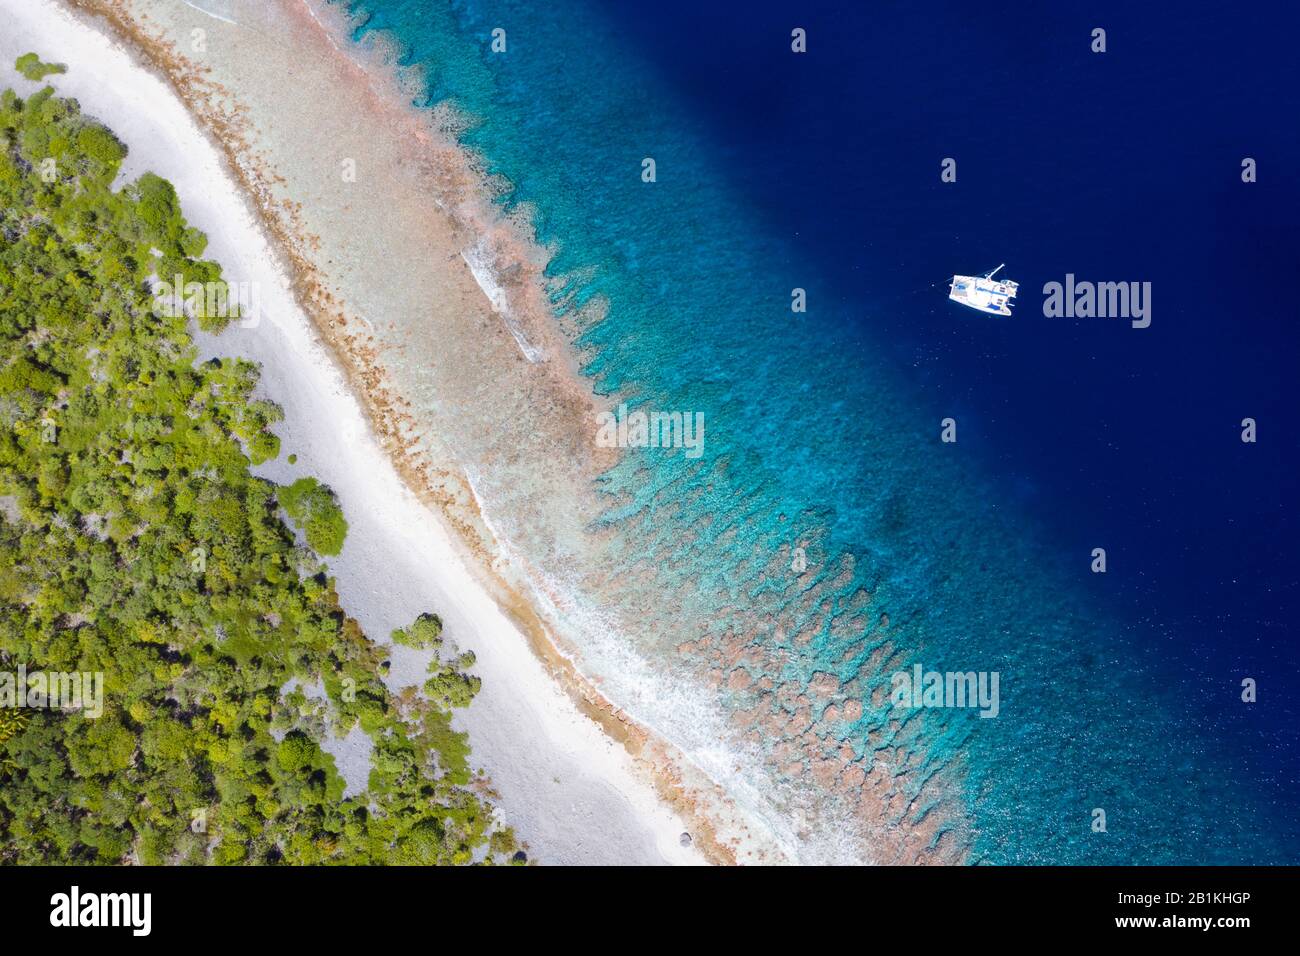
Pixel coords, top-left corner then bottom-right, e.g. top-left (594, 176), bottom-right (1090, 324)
top-left (0, 0), bottom-right (721, 864)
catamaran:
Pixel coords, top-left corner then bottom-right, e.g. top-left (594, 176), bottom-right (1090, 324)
top-left (949, 264), bottom-right (1019, 316)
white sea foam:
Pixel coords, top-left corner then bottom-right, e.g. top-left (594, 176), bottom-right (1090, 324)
top-left (522, 562), bottom-right (876, 865)
top-left (460, 240), bottom-right (543, 363)
top-left (180, 0), bottom-right (237, 26)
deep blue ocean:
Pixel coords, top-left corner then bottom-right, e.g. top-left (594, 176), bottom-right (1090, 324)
top-left (335, 0), bottom-right (1300, 862)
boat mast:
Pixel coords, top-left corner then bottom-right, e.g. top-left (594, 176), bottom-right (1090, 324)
top-left (986, 263), bottom-right (1005, 279)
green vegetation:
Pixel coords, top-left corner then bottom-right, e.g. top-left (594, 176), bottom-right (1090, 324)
top-left (424, 650), bottom-right (482, 711)
top-left (279, 476), bottom-right (347, 556)
top-left (0, 87), bottom-right (516, 864)
top-left (393, 616), bottom-right (482, 708)
top-left (391, 612), bottom-right (443, 649)
top-left (14, 54), bottom-right (67, 83)
top-left (0, 708), bottom-right (27, 773)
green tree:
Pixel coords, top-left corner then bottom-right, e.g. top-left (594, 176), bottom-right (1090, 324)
top-left (278, 477), bottom-right (347, 556)
top-left (13, 53), bottom-right (67, 82)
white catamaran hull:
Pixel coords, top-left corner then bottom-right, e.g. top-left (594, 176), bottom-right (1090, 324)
top-left (949, 265), bottom-right (1019, 316)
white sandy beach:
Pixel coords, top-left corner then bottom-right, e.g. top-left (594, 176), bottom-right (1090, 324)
top-left (0, 0), bottom-right (703, 864)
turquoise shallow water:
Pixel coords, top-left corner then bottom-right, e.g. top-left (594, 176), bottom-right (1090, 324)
top-left (333, 0), bottom-right (1300, 862)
